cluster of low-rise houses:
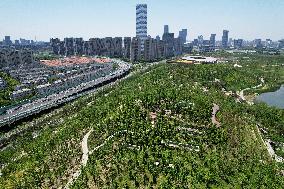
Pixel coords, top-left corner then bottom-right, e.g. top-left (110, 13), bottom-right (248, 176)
top-left (1, 58), bottom-right (113, 101)
top-left (9, 67), bottom-right (51, 87)
top-left (50, 36), bottom-right (184, 62)
top-left (35, 64), bottom-right (112, 96)
top-left (0, 45), bottom-right (117, 102)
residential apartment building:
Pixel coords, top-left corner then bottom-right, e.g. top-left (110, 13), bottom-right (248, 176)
top-left (123, 37), bottom-right (131, 59)
top-left (130, 37), bottom-right (141, 62)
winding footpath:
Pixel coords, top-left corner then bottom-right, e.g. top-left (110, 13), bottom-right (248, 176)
top-left (64, 129), bottom-right (128, 189)
top-left (257, 123), bottom-right (284, 163)
top-left (239, 78), bottom-right (265, 104)
top-left (65, 129), bottom-right (93, 189)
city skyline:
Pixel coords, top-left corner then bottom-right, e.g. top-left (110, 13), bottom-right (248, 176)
top-left (0, 0), bottom-right (284, 41)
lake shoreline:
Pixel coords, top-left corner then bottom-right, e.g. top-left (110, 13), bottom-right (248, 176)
top-left (253, 84), bottom-right (284, 109)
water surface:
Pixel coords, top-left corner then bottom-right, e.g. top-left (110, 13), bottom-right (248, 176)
top-left (256, 85), bottom-right (284, 109)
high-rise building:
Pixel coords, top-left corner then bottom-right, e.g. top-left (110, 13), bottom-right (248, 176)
top-left (144, 37), bottom-right (156, 61)
top-left (222, 30), bottom-right (229, 48)
top-left (162, 33), bottom-right (175, 57)
top-left (74, 38), bottom-right (84, 56)
top-left (50, 38), bottom-right (61, 55)
top-left (198, 35), bottom-right (203, 47)
top-left (123, 37), bottom-right (131, 59)
top-left (199, 40), bottom-right (211, 52)
top-left (164, 25), bottom-right (169, 34)
top-left (83, 40), bottom-right (91, 55)
top-left (192, 39), bottom-right (198, 46)
top-left (173, 38), bottom-right (183, 56)
top-left (4, 36), bottom-right (11, 41)
top-left (4, 36), bottom-right (12, 46)
top-left (130, 37), bottom-right (141, 62)
top-left (136, 4), bottom-right (147, 50)
top-left (156, 40), bottom-right (166, 59)
top-left (178, 29), bottom-right (187, 44)
top-left (113, 37), bottom-right (123, 57)
top-left (64, 38), bottom-right (75, 56)
top-left (254, 39), bottom-right (262, 49)
top-left (59, 41), bottom-right (66, 55)
top-left (15, 40), bottom-right (20, 46)
top-left (210, 34), bottom-right (216, 47)
top-left (228, 38), bottom-right (233, 47)
top-left (89, 38), bottom-right (104, 55)
top-left (265, 39), bottom-right (272, 48)
top-left (234, 39), bottom-right (243, 49)
top-left (20, 38), bottom-right (30, 45)
top-left (104, 37), bottom-right (115, 57)
top-left (156, 35), bottom-right (160, 41)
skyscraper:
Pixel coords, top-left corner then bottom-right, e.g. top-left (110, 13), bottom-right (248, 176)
top-left (222, 30), bottom-right (229, 48)
top-left (164, 25), bottom-right (169, 34)
top-left (178, 29), bottom-right (187, 44)
top-left (198, 35), bottom-right (203, 47)
top-left (162, 32), bottom-right (175, 57)
top-left (136, 4), bottom-right (147, 50)
top-left (210, 34), bottom-right (216, 47)
top-left (4, 36), bottom-right (12, 46)
top-left (210, 34), bottom-right (216, 51)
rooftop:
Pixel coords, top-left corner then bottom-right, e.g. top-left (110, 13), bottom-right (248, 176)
top-left (182, 56), bottom-right (218, 63)
top-left (40, 56), bottom-right (111, 67)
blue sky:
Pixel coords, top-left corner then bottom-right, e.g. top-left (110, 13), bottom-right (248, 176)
top-left (0, 0), bottom-right (283, 41)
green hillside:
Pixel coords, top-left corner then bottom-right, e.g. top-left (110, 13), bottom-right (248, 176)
top-left (1, 55), bottom-right (284, 188)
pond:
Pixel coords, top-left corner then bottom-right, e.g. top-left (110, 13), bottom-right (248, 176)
top-left (256, 85), bottom-right (284, 109)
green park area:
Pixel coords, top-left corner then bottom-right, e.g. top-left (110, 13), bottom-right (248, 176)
top-left (1, 54), bottom-right (284, 188)
top-left (0, 72), bottom-right (20, 107)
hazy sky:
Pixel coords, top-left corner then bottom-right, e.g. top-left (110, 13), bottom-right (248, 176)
top-left (0, 0), bottom-right (283, 41)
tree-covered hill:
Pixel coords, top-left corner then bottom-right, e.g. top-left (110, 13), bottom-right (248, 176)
top-left (1, 55), bottom-right (284, 188)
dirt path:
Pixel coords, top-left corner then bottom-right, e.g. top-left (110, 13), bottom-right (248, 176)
top-left (81, 129), bottom-right (93, 166)
top-left (65, 129), bottom-right (93, 189)
top-left (265, 139), bottom-right (284, 163)
top-left (211, 103), bottom-right (221, 127)
top-left (65, 129), bottom-right (128, 189)
top-left (239, 78), bottom-right (265, 103)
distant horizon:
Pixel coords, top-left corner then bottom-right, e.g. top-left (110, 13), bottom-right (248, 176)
top-left (0, 0), bottom-right (283, 42)
top-left (3, 37), bottom-right (282, 44)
